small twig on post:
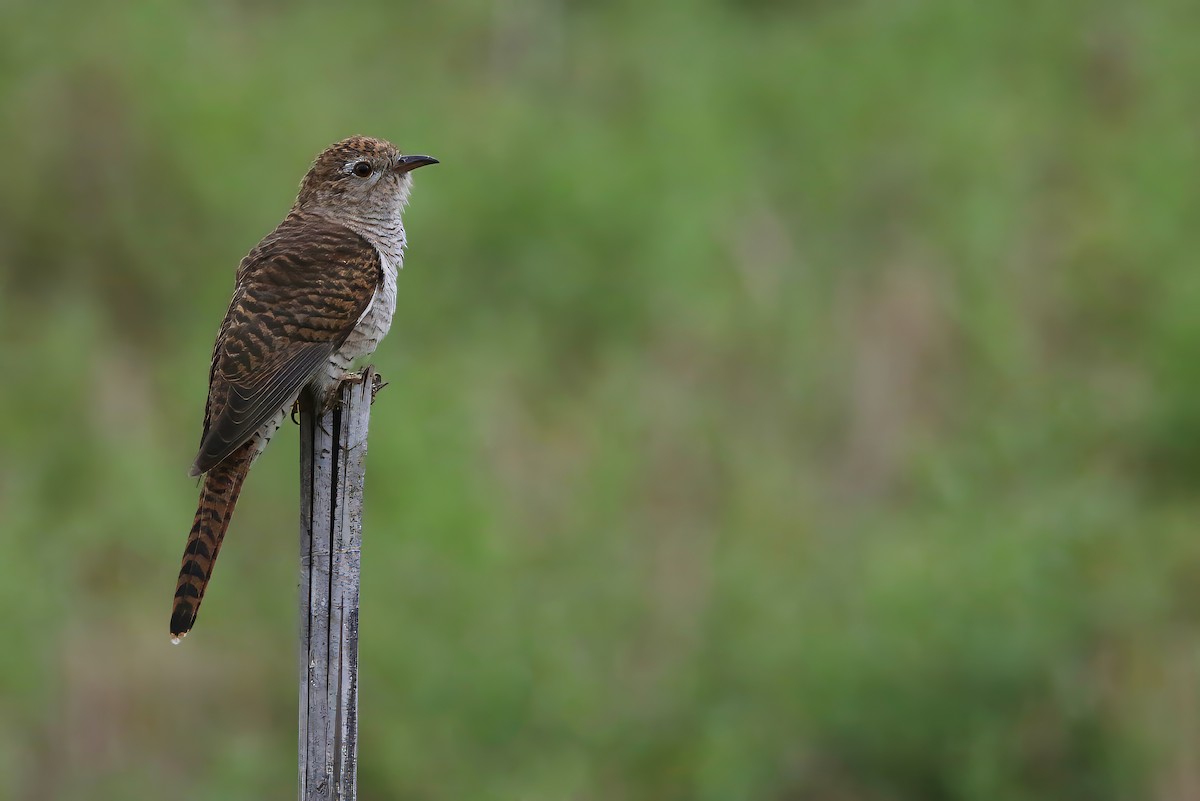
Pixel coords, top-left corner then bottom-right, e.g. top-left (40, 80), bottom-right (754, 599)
top-left (298, 367), bottom-right (382, 801)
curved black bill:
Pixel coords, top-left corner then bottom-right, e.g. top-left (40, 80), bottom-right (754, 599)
top-left (395, 155), bottom-right (439, 174)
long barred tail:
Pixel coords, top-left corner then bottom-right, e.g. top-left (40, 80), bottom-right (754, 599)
top-left (170, 439), bottom-right (256, 641)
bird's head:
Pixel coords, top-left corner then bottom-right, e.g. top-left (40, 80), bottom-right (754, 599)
top-left (294, 135), bottom-right (438, 218)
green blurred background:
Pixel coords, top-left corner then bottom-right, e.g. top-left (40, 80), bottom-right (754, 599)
top-left (2, 0), bottom-right (1199, 798)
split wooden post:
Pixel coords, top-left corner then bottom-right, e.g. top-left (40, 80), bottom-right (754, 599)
top-left (298, 367), bottom-right (382, 801)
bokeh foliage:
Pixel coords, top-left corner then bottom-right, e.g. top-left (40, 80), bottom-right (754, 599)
top-left (2, 0), bottom-right (1200, 798)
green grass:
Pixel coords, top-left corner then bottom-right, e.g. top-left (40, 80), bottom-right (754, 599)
top-left (2, 0), bottom-right (1199, 798)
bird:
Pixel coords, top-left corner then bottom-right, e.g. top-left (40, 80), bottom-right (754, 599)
top-left (170, 136), bottom-right (438, 643)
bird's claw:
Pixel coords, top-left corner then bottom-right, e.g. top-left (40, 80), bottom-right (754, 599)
top-left (318, 385), bottom-right (345, 414)
top-left (316, 368), bottom-right (384, 413)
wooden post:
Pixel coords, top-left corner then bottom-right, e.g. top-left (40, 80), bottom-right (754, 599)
top-left (298, 367), bottom-right (381, 801)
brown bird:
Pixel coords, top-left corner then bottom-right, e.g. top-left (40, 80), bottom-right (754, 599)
top-left (170, 136), bottom-right (437, 642)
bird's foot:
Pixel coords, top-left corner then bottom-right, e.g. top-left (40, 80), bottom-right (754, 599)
top-left (319, 370), bottom-right (365, 413)
top-left (342, 367), bottom-right (372, 386)
top-left (318, 384), bottom-right (345, 414)
top-left (318, 368), bottom-right (382, 413)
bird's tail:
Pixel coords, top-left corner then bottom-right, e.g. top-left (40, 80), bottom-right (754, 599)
top-left (170, 439), bottom-right (256, 642)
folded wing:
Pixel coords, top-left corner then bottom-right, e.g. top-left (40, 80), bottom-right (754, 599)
top-left (191, 214), bottom-right (380, 475)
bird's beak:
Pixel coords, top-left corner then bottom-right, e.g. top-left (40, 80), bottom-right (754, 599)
top-left (394, 155), bottom-right (439, 174)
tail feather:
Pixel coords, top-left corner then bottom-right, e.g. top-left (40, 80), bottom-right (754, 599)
top-left (170, 439), bottom-right (256, 641)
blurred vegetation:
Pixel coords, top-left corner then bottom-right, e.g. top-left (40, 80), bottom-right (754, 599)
top-left (2, 0), bottom-right (1200, 798)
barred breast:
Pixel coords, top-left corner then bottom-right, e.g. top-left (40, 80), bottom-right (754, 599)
top-left (322, 224), bottom-right (404, 386)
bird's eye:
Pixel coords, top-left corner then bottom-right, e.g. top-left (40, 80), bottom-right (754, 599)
top-left (352, 161), bottom-right (373, 177)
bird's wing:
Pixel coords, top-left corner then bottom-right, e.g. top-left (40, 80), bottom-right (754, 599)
top-left (191, 214), bottom-right (381, 475)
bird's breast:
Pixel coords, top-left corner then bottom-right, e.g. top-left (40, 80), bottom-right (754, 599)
top-left (340, 247), bottom-right (399, 362)
top-left (313, 224), bottom-right (404, 397)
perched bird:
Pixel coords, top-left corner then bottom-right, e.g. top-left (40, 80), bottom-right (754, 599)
top-left (170, 136), bottom-right (437, 642)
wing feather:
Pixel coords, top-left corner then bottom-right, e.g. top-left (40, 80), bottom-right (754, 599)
top-left (190, 213), bottom-right (380, 475)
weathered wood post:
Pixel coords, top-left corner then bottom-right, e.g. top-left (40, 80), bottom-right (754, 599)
top-left (298, 367), bottom-right (381, 801)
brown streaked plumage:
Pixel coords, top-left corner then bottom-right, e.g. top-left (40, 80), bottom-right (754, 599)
top-left (171, 136), bottom-right (437, 642)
